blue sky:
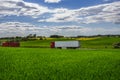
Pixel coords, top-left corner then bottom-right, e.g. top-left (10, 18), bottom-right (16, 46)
top-left (24, 0), bottom-right (119, 9)
top-left (0, 0), bottom-right (120, 37)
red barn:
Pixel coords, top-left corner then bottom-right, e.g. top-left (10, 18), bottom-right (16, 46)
top-left (2, 41), bottom-right (20, 47)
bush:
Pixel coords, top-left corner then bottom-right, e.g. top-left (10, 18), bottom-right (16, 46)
top-left (113, 42), bottom-right (120, 48)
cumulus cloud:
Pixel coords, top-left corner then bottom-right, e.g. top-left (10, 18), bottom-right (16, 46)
top-left (38, 1), bottom-right (120, 24)
top-left (0, 22), bottom-right (41, 37)
top-left (0, 0), bottom-right (120, 24)
top-left (0, 0), bottom-right (49, 18)
top-left (0, 0), bottom-right (120, 37)
top-left (47, 25), bottom-right (120, 36)
top-left (0, 22), bottom-right (81, 37)
top-left (80, 27), bottom-right (120, 36)
top-left (44, 0), bottom-right (61, 3)
top-left (0, 22), bottom-right (120, 37)
top-left (38, 8), bottom-right (76, 22)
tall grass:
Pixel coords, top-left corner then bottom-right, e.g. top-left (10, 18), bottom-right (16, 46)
top-left (0, 48), bottom-right (120, 80)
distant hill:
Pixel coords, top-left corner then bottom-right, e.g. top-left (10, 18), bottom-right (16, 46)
top-left (20, 37), bottom-right (120, 49)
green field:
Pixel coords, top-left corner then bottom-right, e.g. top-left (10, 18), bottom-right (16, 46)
top-left (0, 48), bottom-right (120, 80)
top-left (0, 37), bottom-right (120, 80)
top-left (20, 37), bottom-right (120, 49)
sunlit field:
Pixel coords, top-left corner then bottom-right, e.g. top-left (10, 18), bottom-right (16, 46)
top-left (20, 37), bottom-right (120, 49)
top-left (0, 48), bottom-right (120, 80)
top-left (0, 37), bottom-right (120, 80)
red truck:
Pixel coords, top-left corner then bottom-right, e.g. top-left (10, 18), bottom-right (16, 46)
top-left (2, 41), bottom-right (20, 47)
top-left (50, 41), bottom-right (80, 49)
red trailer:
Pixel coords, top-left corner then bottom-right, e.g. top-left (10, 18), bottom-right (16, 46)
top-left (2, 41), bottom-right (20, 47)
top-left (50, 42), bottom-right (55, 48)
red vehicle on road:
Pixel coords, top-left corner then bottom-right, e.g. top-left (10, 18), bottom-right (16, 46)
top-left (2, 41), bottom-right (20, 47)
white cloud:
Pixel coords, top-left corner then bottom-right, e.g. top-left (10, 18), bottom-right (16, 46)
top-left (39, 1), bottom-right (120, 24)
top-left (77, 2), bottom-right (120, 24)
top-left (47, 25), bottom-right (120, 36)
top-left (38, 8), bottom-right (77, 22)
top-left (0, 22), bottom-right (120, 37)
top-left (0, 22), bottom-right (87, 37)
top-left (0, 0), bottom-right (50, 18)
top-left (0, 0), bottom-right (120, 24)
top-left (44, 0), bottom-right (61, 3)
top-left (0, 22), bottom-right (41, 37)
top-left (80, 27), bottom-right (120, 36)
top-left (0, 22), bottom-right (80, 37)
top-left (0, 0), bottom-right (120, 37)
top-left (0, 22), bottom-right (62, 37)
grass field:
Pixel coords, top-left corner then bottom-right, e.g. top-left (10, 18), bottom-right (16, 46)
top-left (80, 37), bottom-right (120, 49)
top-left (0, 48), bottom-right (120, 80)
top-left (20, 37), bottom-right (120, 49)
top-left (0, 37), bottom-right (120, 80)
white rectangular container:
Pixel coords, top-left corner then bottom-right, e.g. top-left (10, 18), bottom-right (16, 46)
top-left (55, 41), bottom-right (80, 49)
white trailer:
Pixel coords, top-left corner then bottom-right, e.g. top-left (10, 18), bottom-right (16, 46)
top-left (50, 41), bottom-right (80, 49)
